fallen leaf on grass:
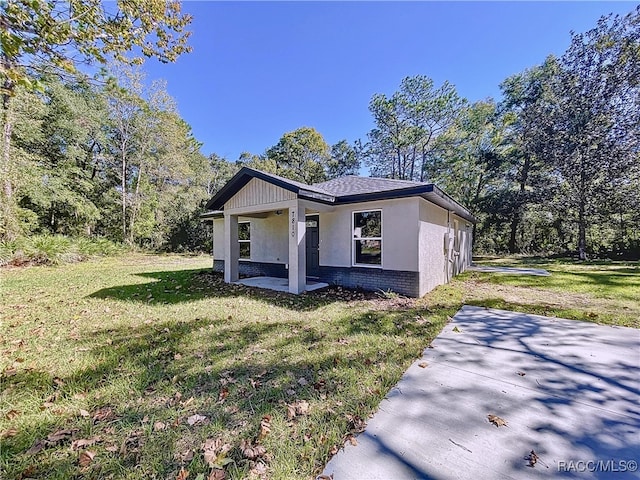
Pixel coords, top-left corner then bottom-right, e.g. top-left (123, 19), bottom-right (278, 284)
top-left (26, 440), bottom-right (45, 455)
top-left (71, 437), bottom-right (100, 450)
top-left (79, 409), bottom-right (90, 418)
top-left (258, 415), bottom-right (271, 440)
top-left (250, 462), bottom-right (267, 476)
top-left (176, 467), bottom-right (189, 480)
top-left (153, 421), bottom-right (167, 431)
top-left (218, 387), bottom-right (229, 403)
top-left (345, 414), bottom-right (366, 433)
top-left (202, 438), bottom-right (232, 468)
top-left (286, 400), bottom-right (310, 420)
top-left (78, 450), bottom-right (96, 467)
top-left (105, 445), bottom-right (118, 453)
top-left (209, 469), bottom-right (226, 480)
top-left (5, 409), bottom-right (20, 420)
top-left (239, 439), bottom-right (266, 460)
top-left (92, 406), bottom-right (115, 423)
top-left (2, 427), bottom-right (18, 438)
top-left (187, 414), bottom-right (207, 426)
top-left (47, 429), bottom-right (74, 443)
top-left (487, 414), bottom-right (508, 427)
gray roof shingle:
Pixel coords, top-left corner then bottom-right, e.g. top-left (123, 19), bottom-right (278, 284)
top-left (313, 176), bottom-right (428, 196)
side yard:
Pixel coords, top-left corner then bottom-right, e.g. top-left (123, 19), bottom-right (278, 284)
top-left (1, 254), bottom-right (637, 479)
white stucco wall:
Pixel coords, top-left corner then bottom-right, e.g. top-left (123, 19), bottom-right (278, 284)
top-left (318, 197), bottom-right (420, 271)
top-left (418, 199), bottom-right (449, 295)
top-left (212, 213), bottom-right (288, 263)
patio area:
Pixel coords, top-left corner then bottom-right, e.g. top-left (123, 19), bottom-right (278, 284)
top-left (234, 276), bottom-right (328, 293)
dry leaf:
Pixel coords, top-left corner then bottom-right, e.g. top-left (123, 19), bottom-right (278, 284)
top-left (71, 437), bottom-right (100, 450)
top-left (5, 409), bottom-right (20, 420)
top-left (92, 406), bottom-right (114, 423)
top-left (346, 414), bottom-right (366, 433)
top-left (105, 445), bottom-right (118, 452)
top-left (218, 387), bottom-right (229, 403)
top-left (202, 438), bottom-right (232, 467)
top-left (187, 414), bottom-right (207, 426)
top-left (452, 326), bottom-right (461, 332)
top-left (79, 409), bottom-right (90, 418)
top-left (487, 414), bottom-right (508, 427)
top-left (418, 362), bottom-right (428, 368)
top-left (2, 427), bottom-right (18, 438)
top-left (348, 436), bottom-right (358, 446)
top-left (527, 450), bottom-right (538, 468)
top-left (26, 439), bottom-right (45, 455)
top-left (47, 429), bottom-right (73, 443)
top-left (176, 467), bottom-right (189, 480)
top-left (209, 469), bottom-right (226, 480)
top-left (317, 475), bottom-right (334, 480)
top-left (153, 421), bottom-right (167, 431)
top-left (239, 439), bottom-right (266, 460)
top-left (258, 415), bottom-right (271, 440)
top-left (250, 462), bottom-right (267, 476)
top-left (78, 450), bottom-right (96, 467)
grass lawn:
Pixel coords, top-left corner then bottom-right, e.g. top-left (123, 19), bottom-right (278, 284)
top-left (1, 254), bottom-right (638, 479)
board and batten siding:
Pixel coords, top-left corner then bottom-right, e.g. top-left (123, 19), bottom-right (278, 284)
top-left (225, 178), bottom-right (296, 210)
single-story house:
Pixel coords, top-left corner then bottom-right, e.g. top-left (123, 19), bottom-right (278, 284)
top-left (202, 167), bottom-right (475, 297)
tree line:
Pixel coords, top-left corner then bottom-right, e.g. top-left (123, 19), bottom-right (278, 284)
top-left (1, 2), bottom-right (638, 259)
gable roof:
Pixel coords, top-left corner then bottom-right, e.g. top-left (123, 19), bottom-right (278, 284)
top-left (205, 167), bottom-right (476, 223)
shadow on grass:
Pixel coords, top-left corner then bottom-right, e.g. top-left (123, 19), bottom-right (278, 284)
top-left (3, 289), bottom-right (448, 479)
top-left (87, 268), bottom-right (348, 312)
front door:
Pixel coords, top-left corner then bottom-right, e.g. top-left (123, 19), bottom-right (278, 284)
top-left (305, 215), bottom-right (320, 278)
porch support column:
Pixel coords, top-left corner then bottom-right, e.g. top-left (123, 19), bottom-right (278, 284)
top-left (224, 214), bottom-right (239, 283)
top-left (288, 201), bottom-right (306, 294)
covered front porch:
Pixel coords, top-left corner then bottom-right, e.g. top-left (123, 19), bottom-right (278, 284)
top-left (222, 198), bottom-right (332, 294)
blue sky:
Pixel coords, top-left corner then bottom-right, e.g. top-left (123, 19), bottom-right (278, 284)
top-left (141, 1), bottom-right (636, 161)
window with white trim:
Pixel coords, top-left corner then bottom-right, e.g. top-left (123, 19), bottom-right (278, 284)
top-left (352, 210), bottom-right (382, 266)
top-left (238, 221), bottom-right (250, 259)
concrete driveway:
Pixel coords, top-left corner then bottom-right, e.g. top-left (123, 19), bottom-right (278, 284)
top-left (322, 306), bottom-right (640, 479)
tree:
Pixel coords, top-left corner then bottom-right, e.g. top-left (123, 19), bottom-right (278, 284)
top-left (266, 127), bottom-right (330, 184)
top-left (363, 75), bottom-right (466, 181)
top-left (327, 140), bottom-right (360, 179)
top-left (1, 0), bottom-right (192, 239)
top-left (535, 8), bottom-right (640, 259)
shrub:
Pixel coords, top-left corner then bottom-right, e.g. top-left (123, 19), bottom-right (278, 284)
top-left (0, 235), bottom-right (126, 266)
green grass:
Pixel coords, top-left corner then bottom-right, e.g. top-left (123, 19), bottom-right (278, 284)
top-left (1, 254), bottom-right (637, 479)
top-left (463, 257), bottom-right (640, 328)
top-left (0, 254), bottom-right (457, 480)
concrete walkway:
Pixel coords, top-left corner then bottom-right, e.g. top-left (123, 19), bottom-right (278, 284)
top-left (468, 265), bottom-right (550, 276)
top-left (322, 306), bottom-right (640, 479)
top-left (234, 276), bottom-right (328, 293)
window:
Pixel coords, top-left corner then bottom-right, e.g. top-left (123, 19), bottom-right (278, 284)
top-left (353, 210), bottom-right (382, 266)
top-left (238, 222), bottom-right (250, 259)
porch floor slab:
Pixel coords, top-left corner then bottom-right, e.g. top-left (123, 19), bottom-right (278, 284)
top-left (234, 276), bottom-right (328, 293)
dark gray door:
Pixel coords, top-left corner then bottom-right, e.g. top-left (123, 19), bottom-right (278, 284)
top-left (306, 215), bottom-right (320, 277)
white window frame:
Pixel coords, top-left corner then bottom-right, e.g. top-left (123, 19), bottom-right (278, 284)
top-left (238, 221), bottom-right (251, 260)
top-left (352, 209), bottom-right (383, 268)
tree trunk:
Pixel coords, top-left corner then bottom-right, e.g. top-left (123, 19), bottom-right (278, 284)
top-left (121, 146), bottom-right (127, 243)
top-left (129, 165), bottom-right (143, 244)
top-left (578, 195), bottom-right (587, 260)
top-left (1, 70), bottom-right (18, 240)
